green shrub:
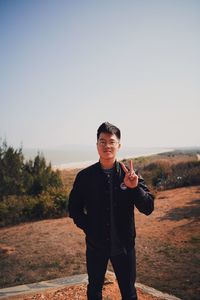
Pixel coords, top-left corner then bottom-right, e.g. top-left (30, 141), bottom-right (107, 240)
top-left (166, 161), bottom-right (200, 189)
top-left (0, 196), bottom-right (31, 226)
top-left (0, 140), bottom-right (70, 227)
top-left (0, 190), bottom-right (68, 227)
top-left (0, 140), bottom-right (62, 198)
top-left (142, 160), bottom-right (200, 190)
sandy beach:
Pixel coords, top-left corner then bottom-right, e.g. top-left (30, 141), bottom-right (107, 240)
top-left (53, 148), bottom-right (173, 171)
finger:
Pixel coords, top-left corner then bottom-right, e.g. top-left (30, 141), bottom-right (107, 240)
top-left (130, 160), bottom-right (134, 174)
top-left (120, 162), bottom-right (129, 174)
top-left (129, 173), bottom-right (138, 180)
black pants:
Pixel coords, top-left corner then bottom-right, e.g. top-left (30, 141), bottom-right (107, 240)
top-left (86, 246), bottom-right (137, 300)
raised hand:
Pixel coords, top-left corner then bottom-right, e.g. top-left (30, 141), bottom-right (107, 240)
top-left (120, 160), bottom-right (138, 189)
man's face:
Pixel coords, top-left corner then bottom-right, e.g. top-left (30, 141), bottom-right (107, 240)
top-left (97, 132), bottom-right (121, 161)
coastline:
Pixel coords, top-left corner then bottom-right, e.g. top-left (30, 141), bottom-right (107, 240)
top-left (53, 160), bottom-right (97, 171)
top-left (53, 148), bottom-right (174, 171)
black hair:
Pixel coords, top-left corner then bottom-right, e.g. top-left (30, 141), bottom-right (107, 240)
top-left (97, 122), bottom-right (121, 140)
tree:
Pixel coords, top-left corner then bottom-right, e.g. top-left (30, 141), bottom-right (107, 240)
top-left (0, 140), bottom-right (24, 197)
top-left (24, 153), bottom-right (62, 196)
top-left (0, 140), bottom-right (63, 198)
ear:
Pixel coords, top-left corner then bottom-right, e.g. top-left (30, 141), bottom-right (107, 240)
top-left (118, 142), bottom-right (121, 150)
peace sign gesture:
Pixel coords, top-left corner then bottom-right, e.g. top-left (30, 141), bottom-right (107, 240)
top-left (120, 160), bottom-right (138, 189)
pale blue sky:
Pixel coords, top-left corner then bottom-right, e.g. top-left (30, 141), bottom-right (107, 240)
top-left (0, 0), bottom-right (200, 149)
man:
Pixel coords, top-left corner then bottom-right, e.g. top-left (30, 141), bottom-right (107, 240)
top-left (68, 122), bottom-right (154, 300)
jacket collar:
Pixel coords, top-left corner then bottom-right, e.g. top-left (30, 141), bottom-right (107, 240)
top-left (97, 160), bottom-right (121, 174)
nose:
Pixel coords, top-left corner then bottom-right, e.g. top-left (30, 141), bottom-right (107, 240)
top-left (105, 142), bottom-right (112, 148)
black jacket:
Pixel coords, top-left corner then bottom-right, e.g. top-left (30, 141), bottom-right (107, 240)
top-left (68, 161), bottom-right (154, 250)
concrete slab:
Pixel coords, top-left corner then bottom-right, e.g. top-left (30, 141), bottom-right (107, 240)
top-left (0, 272), bottom-right (182, 300)
top-left (0, 274), bottom-right (88, 300)
top-left (136, 283), bottom-right (182, 300)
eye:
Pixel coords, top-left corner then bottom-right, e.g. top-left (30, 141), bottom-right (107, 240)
top-left (99, 140), bottom-right (106, 146)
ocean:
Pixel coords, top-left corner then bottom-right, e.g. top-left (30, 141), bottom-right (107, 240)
top-left (23, 145), bottom-right (171, 169)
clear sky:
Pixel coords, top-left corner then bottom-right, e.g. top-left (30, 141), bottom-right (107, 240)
top-left (0, 0), bottom-right (200, 149)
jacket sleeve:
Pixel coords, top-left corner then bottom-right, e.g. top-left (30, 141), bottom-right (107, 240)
top-left (131, 175), bottom-right (155, 215)
top-left (68, 172), bottom-right (87, 232)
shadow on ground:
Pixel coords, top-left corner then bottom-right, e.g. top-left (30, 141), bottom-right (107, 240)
top-left (158, 198), bottom-right (200, 221)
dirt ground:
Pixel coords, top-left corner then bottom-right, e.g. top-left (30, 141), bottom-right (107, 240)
top-left (1, 186), bottom-right (200, 300)
top-left (21, 282), bottom-right (160, 300)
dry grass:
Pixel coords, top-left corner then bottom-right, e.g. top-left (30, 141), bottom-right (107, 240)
top-left (1, 186), bottom-right (200, 299)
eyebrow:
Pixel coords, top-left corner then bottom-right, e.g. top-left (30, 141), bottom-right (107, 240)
top-left (99, 138), bottom-right (117, 141)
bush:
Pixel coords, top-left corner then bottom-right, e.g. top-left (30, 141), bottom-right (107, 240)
top-left (0, 139), bottom-right (69, 227)
top-left (0, 140), bottom-right (63, 198)
top-left (0, 190), bottom-right (68, 227)
top-left (142, 160), bottom-right (200, 190)
top-left (166, 161), bottom-right (200, 189)
top-left (0, 141), bottom-right (25, 197)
